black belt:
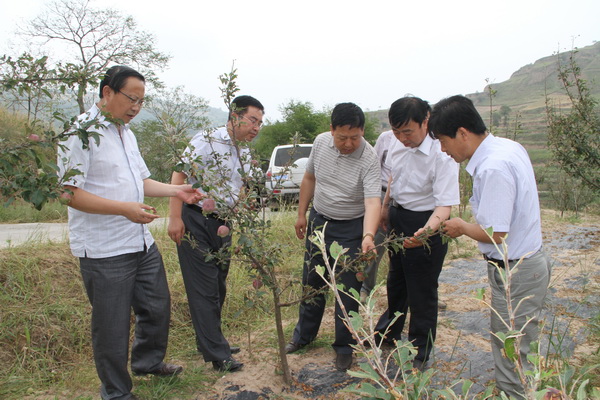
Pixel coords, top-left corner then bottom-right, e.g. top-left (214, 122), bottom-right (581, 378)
top-left (382, 186), bottom-right (388, 193)
top-left (484, 255), bottom-right (516, 269)
top-left (313, 209), bottom-right (361, 223)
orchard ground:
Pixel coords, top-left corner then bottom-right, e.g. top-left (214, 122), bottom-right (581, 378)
top-left (199, 210), bottom-right (599, 399)
top-left (2, 209), bottom-right (599, 399)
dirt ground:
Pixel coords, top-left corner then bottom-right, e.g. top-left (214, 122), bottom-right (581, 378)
top-left (198, 210), bottom-right (600, 399)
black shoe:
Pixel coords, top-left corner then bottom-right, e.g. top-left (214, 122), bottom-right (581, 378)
top-left (335, 353), bottom-right (353, 371)
top-left (284, 341), bottom-right (304, 354)
top-left (133, 362), bottom-right (183, 377)
top-left (230, 346), bottom-right (241, 354)
top-left (212, 357), bottom-right (244, 372)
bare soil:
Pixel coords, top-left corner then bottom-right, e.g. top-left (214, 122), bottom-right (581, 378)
top-left (197, 210), bottom-right (600, 399)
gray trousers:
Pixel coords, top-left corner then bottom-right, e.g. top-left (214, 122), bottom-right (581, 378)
top-left (79, 243), bottom-right (171, 400)
top-left (488, 250), bottom-right (551, 399)
top-left (177, 205), bottom-right (233, 362)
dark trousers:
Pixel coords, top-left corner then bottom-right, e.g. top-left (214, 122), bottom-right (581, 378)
top-left (375, 205), bottom-right (447, 362)
top-left (291, 208), bottom-right (363, 354)
top-left (79, 243), bottom-right (170, 400)
top-left (177, 205), bottom-right (232, 362)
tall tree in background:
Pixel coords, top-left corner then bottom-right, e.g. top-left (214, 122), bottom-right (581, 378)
top-left (253, 100), bottom-right (329, 158)
top-left (135, 86), bottom-right (209, 182)
top-left (546, 48), bottom-right (600, 192)
top-left (18, 0), bottom-right (170, 113)
top-left (253, 100), bottom-right (378, 159)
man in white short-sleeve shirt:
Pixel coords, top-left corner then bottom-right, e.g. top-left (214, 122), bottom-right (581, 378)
top-left (431, 95), bottom-right (551, 399)
top-left (58, 65), bottom-right (202, 400)
top-left (168, 95), bottom-right (264, 374)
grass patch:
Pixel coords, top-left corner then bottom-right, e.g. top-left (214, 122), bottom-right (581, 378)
top-left (0, 209), bottom-right (306, 399)
top-left (0, 197), bottom-right (169, 224)
top-left (0, 200), bottom-right (68, 223)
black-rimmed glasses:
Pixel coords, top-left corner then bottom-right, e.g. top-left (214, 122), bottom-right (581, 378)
top-left (118, 90), bottom-right (145, 106)
top-left (243, 115), bottom-right (263, 128)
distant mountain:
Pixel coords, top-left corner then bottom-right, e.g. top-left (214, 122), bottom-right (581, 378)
top-left (467, 41), bottom-right (600, 138)
top-left (134, 105), bottom-right (227, 128)
top-left (367, 41), bottom-right (600, 142)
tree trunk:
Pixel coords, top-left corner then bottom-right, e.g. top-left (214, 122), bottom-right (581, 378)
top-left (272, 288), bottom-right (292, 385)
top-left (77, 83), bottom-right (86, 114)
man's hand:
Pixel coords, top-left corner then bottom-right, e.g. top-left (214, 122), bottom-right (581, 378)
top-left (168, 217), bottom-right (186, 245)
top-left (403, 227), bottom-right (427, 249)
top-left (295, 215), bottom-right (307, 239)
top-left (176, 185), bottom-right (204, 204)
top-left (441, 217), bottom-right (465, 238)
top-left (361, 235), bottom-right (377, 254)
top-left (122, 202), bottom-right (160, 224)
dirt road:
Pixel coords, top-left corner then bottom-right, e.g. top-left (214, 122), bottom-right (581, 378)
top-left (0, 218), bottom-right (170, 249)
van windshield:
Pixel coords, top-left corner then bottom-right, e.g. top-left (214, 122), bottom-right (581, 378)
top-left (274, 147), bottom-right (312, 167)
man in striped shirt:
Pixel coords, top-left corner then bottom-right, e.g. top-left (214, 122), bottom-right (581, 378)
top-left (284, 103), bottom-right (381, 371)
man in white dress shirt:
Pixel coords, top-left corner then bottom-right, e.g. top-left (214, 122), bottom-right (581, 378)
top-left (168, 95), bottom-right (264, 373)
top-left (58, 65), bottom-right (201, 400)
top-left (431, 95), bottom-right (551, 399)
top-left (375, 97), bottom-right (459, 371)
top-left (360, 129), bottom-right (394, 302)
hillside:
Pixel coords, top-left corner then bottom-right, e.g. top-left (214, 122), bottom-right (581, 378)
top-left (368, 41), bottom-right (600, 144)
top-left (468, 41), bottom-right (600, 141)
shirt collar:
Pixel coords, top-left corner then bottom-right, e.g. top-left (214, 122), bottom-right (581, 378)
top-left (88, 103), bottom-right (130, 130)
top-left (466, 133), bottom-right (494, 176)
top-left (217, 126), bottom-right (233, 143)
top-left (415, 134), bottom-right (434, 156)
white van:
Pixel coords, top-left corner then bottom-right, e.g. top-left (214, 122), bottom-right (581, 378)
top-left (265, 144), bottom-right (313, 209)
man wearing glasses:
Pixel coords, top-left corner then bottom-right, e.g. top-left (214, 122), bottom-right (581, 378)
top-left (168, 95), bottom-right (264, 373)
top-left (58, 65), bottom-right (203, 400)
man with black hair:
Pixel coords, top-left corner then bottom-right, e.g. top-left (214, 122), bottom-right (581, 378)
top-left (168, 95), bottom-right (264, 373)
top-left (284, 102), bottom-right (381, 371)
top-left (430, 95), bottom-right (551, 399)
top-left (374, 96), bottom-right (459, 371)
top-left (58, 65), bottom-right (201, 400)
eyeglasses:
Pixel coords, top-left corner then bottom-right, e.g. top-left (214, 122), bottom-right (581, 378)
top-left (118, 90), bottom-right (145, 106)
top-left (242, 115), bottom-right (263, 128)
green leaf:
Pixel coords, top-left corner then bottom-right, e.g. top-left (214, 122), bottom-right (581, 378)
top-left (461, 379), bottom-right (474, 394)
top-left (503, 337), bottom-right (518, 362)
top-left (475, 287), bottom-right (486, 300)
top-left (329, 241), bottom-right (343, 259)
top-left (576, 379), bottom-right (589, 400)
top-left (316, 265), bottom-right (325, 277)
top-left (30, 189), bottom-right (46, 210)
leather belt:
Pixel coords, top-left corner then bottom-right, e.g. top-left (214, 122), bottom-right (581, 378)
top-left (484, 255), bottom-right (516, 269)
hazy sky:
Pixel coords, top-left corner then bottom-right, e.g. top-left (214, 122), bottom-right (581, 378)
top-left (0, 0), bottom-right (598, 121)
